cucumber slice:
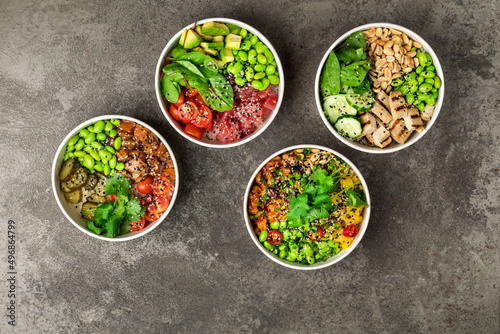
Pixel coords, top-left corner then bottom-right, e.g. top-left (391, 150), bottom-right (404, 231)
top-left (64, 188), bottom-right (83, 204)
top-left (346, 90), bottom-right (375, 111)
top-left (66, 167), bottom-right (88, 190)
top-left (60, 181), bottom-right (73, 193)
top-left (83, 174), bottom-right (98, 191)
top-left (87, 192), bottom-right (106, 204)
top-left (334, 115), bottom-right (363, 139)
top-left (59, 158), bottom-right (77, 181)
top-left (94, 174), bottom-right (107, 197)
top-left (81, 202), bottom-right (98, 220)
top-left (323, 95), bottom-right (357, 124)
top-left (339, 83), bottom-right (352, 94)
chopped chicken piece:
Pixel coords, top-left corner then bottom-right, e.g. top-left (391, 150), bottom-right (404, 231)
top-left (377, 90), bottom-right (391, 110)
top-left (389, 119), bottom-right (413, 144)
top-left (365, 133), bottom-right (375, 146)
top-left (404, 105), bottom-right (425, 132)
top-left (389, 90), bottom-right (408, 119)
top-left (372, 127), bottom-right (392, 148)
top-left (369, 101), bottom-right (393, 125)
top-left (359, 112), bottom-right (377, 136)
top-left (421, 104), bottom-right (435, 122)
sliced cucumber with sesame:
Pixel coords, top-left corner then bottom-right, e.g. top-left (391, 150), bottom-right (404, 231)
top-left (346, 90), bottom-right (375, 112)
top-left (323, 94), bottom-right (357, 124)
top-left (334, 115), bottom-right (362, 139)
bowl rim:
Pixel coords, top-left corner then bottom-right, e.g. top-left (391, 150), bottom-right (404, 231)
top-left (51, 115), bottom-right (180, 242)
top-left (243, 144), bottom-right (371, 270)
top-left (155, 17), bottom-right (285, 148)
top-left (314, 22), bottom-right (445, 154)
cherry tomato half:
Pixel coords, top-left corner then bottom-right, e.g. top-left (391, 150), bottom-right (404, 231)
top-left (308, 226), bottom-right (324, 241)
top-left (137, 176), bottom-right (154, 194)
top-left (110, 194), bottom-right (116, 202)
top-left (147, 195), bottom-right (170, 214)
top-left (169, 104), bottom-right (182, 122)
top-left (194, 95), bottom-right (207, 108)
top-left (343, 225), bottom-right (358, 238)
top-left (153, 176), bottom-right (171, 196)
top-left (144, 210), bottom-right (160, 222)
top-left (267, 229), bottom-right (282, 245)
top-left (192, 105), bottom-right (212, 129)
top-left (184, 123), bottom-right (203, 139)
top-left (178, 101), bottom-right (199, 123)
top-left (173, 91), bottom-right (185, 107)
top-left (186, 88), bottom-right (199, 97)
top-left (129, 216), bottom-right (146, 232)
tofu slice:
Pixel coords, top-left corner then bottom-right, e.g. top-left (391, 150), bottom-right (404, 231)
top-left (358, 112), bottom-right (377, 136)
top-left (377, 90), bottom-right (390, 110)
top-left (372, 126), bottom-right (392, 148)
top-left (388, 90), bottom-right (408, 119)
top-left (369, 100), bottom-right (393, 125)
top-left (365, 133), bottom-right (375, 146)
top-left (404, 105), bottom-right (425, 132)
top-left (389, 118), bottom-right (413, 144)
top-left (421, 104), bottom-right (435, 122)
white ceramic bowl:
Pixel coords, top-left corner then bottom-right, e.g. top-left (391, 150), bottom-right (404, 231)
top-left (155, 18), bottom-right (284, 148)
top-left (315, 23), bottom-right (445, 153)
top-left (243, 144), bottom-right (371, 270)
top-left (52, 115), bottom-right (180, 241)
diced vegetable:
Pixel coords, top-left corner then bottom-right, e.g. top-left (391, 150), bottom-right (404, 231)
top-left (59, 158), bottom-right (77, 181)
top-left (63, 188), bottom-right (83, 204)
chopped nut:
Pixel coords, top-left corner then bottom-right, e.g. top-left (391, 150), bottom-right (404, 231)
top-left (376, 39), bottom-right (386, 46)
top-left (384, 68), bottom-right (392, 79)
top-left (406, 51), bottom-right (417, 57)
top-left (375, 27), bottom-right (382, 37)
top-left (368, 27), bottom-right (376, 37)
top-left (414, 57), bottom-right (419, 67)
top-left (391, 72), bottom-right (401, 79)
top-left (393, 44), bottom-right (400, 53)
top-left (383, 47), bottom-right (395, 56)
top-left (386, 55), bottom-right (395, 62)
top-left (403, 67), bottom-right (412, 73)
top-left (414, 41), bottom-right (422, 48)
top-left (390, 28), bottom-right (402, 35)
top-left (402, 33), bottom-right (409, 44)
top-left (385, 40), bottom-right (394, 48)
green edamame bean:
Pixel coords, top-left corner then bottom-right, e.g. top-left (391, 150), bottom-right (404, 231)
top-left (431, 87), bottom-right (437, 93)
top-left (263, 241), bottom-right (274, 250)
top-left (273, 248), bottom-right (279, 255)
top-left (238, 51), bottom-right (248, 62)
top-left (409, 79), bottom-right (418, 93)
top-left (279, 250), bottom-right (286, 258)
top-left (421, 71), bottom-right (435, 78)
top-left (99, 149), bottom-right (112, 161)
top-left (83, 145), bottom-right (92, 153)
top-left (115, 162), bottom-right (125, 171)
top-left (415, 66), bottom-right (424, 74)
top-left (89, 149), bottom-right (100, 161)
top-left (96, 133), bottom-right (107, 141)
top-left (245, 67), bottom-right (254, 81)
top-left (270, 221), bottom-right (280, 229)
top-left (406, 93), bottom-right (415, 105)
top-left (226, 63), bottom-right (234, 74)
top-left (432, 91), bottom-right (438, 99)
top-left (101, 157), bottom-right (108, 165)
top-left (418, 53), bottom-right (427, 67)
top-left (417, 76), bottom-right (424, 84)
top-left (418, 93), bottom-right (429, 101)
top-left (109, 155), bottom-right (117, 169)
top-left (91, 141), bottom-right (103, 150)
top-left (68, 135), bottom-right (79, 147)
top-left (400, 84), bottom-right (410, 95)
top-left (254, 72), bottom-right (266, 80)
top-left (239, 28), bottom-right (247, 38)
top-left (391, 78), bottom-right (403, 86)
top-left (425, 53), bottom-right (433, 65)
top-left (64, 153), bottom-right (71, 160)
top-left (104, 121), bottom-right (113, 132)
top-left (261, 78), bottom-right (270, 90)
top-left (283, 230), bottom-right (291, 240)
top-left (114, 137), bottom-right (122, 150)
top-left (255, 44), bottom-right (268, 54)
top-left (93, 120), bottom-right (105, 133)
top-left (259, 230), bottom-right (268, 243)
top-left (66, 145), bottom-right (75, 152)
top-left (232, 49), bottom-right (238, 56)
top-left (109, 129), bottom-right (117, 138)
top-left (426, 65), bottom-right (435, 72)
top-left (104, 146), bottom-right (115, 154)
top-left (234, 76), bottom-right (246, 86)
top-left (265, 65), bottom-right (276, 76)
top-left (268, 75), bottom-right (280, 85)
top-left (250, 35), bottom-right (258, 45)
top-left (234, 54), bottom-right (240, 62)
top-left (241, 40), bottom-right (251, 51)
top-left (233, 61), bottom-right (243, 74)
top-left (88, 125), bottom-right (95, 133)
top-left (424, 78), bottom-right (434, 85)
top-left (80, 128), bottom-right (90, 138)
top-left (286, 252), bottom-right (298, 262)
top-left (406, 72), bottom-right (417, 80)
top-left (434, 76), bottom-right (441, 89)
top-left (83, 154), bottom-right (95, 169)
top-left (94, 161), bottom-right (104, 172)
top-left (257, 54), bottom-right (267, 64)
top-left (417, 102), bottom-right (425, 111)
top-left (419, 83), bottom-right (433, 93)
top-left (254, 64), bottom-right (266, 72)
top-left (78, 157), bottom-right (84, 163)
top-left (110, 119), bottom-right (120, 126)
top-left (264, 50), bottom-right (274, 63)
top-left (248, 50), bottom-right (257, 65)
top-left (103, 164), bottom-right (111, 176)
top-left (84, 132), bottom-right (95, 144)
top-left (74, 150), bottom-right (85, 158)
top-left (251, 80), bottom-right (263, 90)
top-left (427, 95), bottom-right (436, 106)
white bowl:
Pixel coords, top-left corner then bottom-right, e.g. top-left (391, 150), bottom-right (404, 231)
top-left (315, 23), bottom-right (445, 154)
top-left (155, 17), bottom-right (284, 148)
top-left (243, 144), bottom-right (371, 270)
top-left (52, 115), bottom-right (180, 242)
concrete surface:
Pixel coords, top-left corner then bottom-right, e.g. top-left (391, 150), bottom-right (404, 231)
top-left (0, 0), bottom-right (499, 333)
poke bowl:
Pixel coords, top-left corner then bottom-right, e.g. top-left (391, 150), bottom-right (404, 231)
top-left (52, 115), bottom-right (179, 241)
top-left (244, 145), bottom-right (371, 270)
top-left (315, 23), bottom-right (444, 153)
top-left (155, 18), bottom-right (284, 148)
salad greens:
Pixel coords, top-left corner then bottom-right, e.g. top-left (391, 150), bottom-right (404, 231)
top-left (85, 173), bottom-right (145, 238)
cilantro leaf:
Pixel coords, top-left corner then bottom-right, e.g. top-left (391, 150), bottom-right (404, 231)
top-left (104, 172), bottom-right (131, 198)
top-left (346, 189), bottom-right (369, 208)
top-left (94, 202), bottom-right (113, 227)
top-left (105, 215), bottom-right (123, 238)
top-left (86, 221), bottom-right (105, 235)
top-left (124, 196), bottom-right (145, 224)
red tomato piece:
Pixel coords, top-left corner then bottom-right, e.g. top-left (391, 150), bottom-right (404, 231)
top-left (169, 104), bottom-right (182, 122)
top-left (194, 95), bottom-right (207, 108)
top-left (144, 210), bottom-right (160, 222)
top-left (184, 123), bottom-right (203, 139)
top-left (154, 195), bottom-right (170, 212)
top-left (110, 194), bottom-right (116, 202)
top-left (186, 88), bottom-right (198, 97)
top-left (137, 176), bottom-right (154, 194)
top-left (178, 101), bottom-right (199, 123)
top-left (153, 176), bottom-right (171, 196)
top-left (267, 230), bottom-right (282, 245)
top-left (343, 225), bottom-right (358, 238)
top-left (129, 216), bottom-right (146, 232)
top-left (173, 91), bottom-right (185, 107)
top-left (308, 226), bottom-right (324, 241)
top-left (192, 105), bottom-right (212, 129)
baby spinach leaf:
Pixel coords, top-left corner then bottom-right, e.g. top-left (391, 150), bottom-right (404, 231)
top-left (320, 51), bottom-right (340, 98)
top-left (162, 64), bottom-right (187, 82)
top-left (197, 73), bottom-right (234, 111)
top-left (352, 78), bottom-right (371, 94)
top-left (176, 60), bottom-right (205, 78)
top-left (175, 52), bottom-right (218, 78)
top-left (340, 61), bottom-right (370, 87)
top-left (345, 31), bottom-right (366, 49)
top-left (161, 76), bottom-right (180, 103)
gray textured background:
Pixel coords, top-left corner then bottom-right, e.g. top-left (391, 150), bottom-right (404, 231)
top-left (1, 0), bottom-right (499, 333)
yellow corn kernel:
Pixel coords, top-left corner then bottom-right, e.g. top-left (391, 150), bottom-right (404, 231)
top-left (335, 233), bottom-right (353, 250)
top-left (340, 177), bottom-right (353, 189)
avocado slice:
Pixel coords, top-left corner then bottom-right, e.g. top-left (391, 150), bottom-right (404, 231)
top-left (171, 44), bottom-right (187, 58)
top-left (226, 23), bottom-right (241, 35)
top-left (201, 41), bottom-right (224, 49)
top-left (212, 36), bottom-right (224, 43)
top-left (200, 43), bottom-right (218, 56)
top-left (214, 59), bottom-right (224, 68)
top-left (224, 34), bottom-right (242, 50)
top-left (201, 21), bottom-right (230, 36)
top-left (220, 48), bottom-right (234, 63)
top-left (195, 25), bottom-right (213, 41)
top-left (179, 29), bottom-right (188, 46)
top-left (183, 29), bottom-right (202, 49)
top-left (192, 47), bottom-right (206, 54)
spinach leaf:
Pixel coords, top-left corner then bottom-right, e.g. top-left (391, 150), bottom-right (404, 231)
top-left (162, 64), bottom-right (186, 82)
top-left (161, 76), bottom-right (181, 103)
top-left (345, 31), bottom-right (366, 49)
top-left (352, 78), bottom-right (371, 94)
top-left (175, 52), bottom-right (218, 78)
top-left (320, 51), bottom-right (340, 98)
top-left (340, 61), bottom-right (370, 87)
top-left (197, 73), bottom-right (234, 111)
top-left (176, 60), bottom-right (205, 78)
top-left (336, 46), bottom-right (367, 64)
